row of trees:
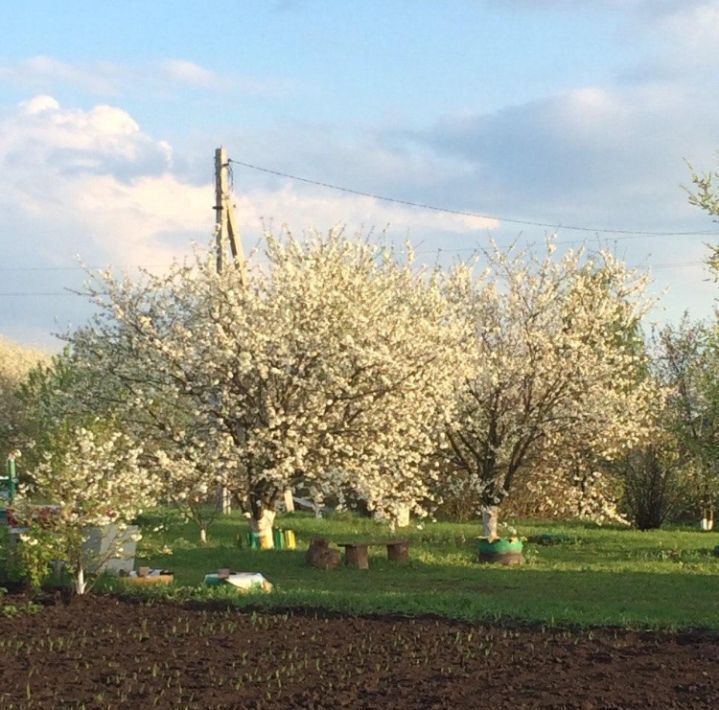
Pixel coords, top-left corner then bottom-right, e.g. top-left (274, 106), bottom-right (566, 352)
top-left (1, 161), bottom-right (718, 592)
top-left (5, 231), bottom-right (684, 553)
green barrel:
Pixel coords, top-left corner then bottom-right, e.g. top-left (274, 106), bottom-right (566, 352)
top-left (245, 531), bottom-right (261, 550)
top-left (273, 528), bottom-right (284, 549)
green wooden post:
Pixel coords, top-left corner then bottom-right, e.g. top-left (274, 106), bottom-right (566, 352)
top-left (5, 457), bottom-right (17, 502)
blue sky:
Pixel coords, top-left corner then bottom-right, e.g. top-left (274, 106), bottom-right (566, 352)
top-left (1, 0), bottom-right (719, 347)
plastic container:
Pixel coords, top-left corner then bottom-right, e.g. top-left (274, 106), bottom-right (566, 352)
top-left (273, 528), bottom-right (285, 549)
top-left (204, 573), bottom-right (225, 586)
top-left (203, 572), bottom-right (273, 592)
top-left (283, 529), bottom-right (296, 550)
top-left (245, 531), bottom-right (261, 550)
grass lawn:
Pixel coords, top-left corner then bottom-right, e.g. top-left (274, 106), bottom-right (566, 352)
top-left (127, 509), bottom-right (719, 630)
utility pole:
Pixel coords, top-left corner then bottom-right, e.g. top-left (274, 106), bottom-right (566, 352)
top-left (213, 146), bottom-right (246, 514)
top-left (214, 147), bottom-right (228, 273)
top-left (214, 146), bottom-right (246, 284)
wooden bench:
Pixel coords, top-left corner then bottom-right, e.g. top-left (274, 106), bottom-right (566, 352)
top-left (337, 540), bottom-right (410, 569)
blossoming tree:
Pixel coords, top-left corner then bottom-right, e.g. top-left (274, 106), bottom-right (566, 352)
top-left (69, 231), bottom-right (468, 540)
top-left (14, 425), bottom-right (158, 594)
top-left (439, 242), bottom-right (657, 537)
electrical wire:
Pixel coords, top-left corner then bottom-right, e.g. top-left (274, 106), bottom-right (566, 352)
top-left (0, 292), bottom-right (78, 296)
top-left (0, 264), bottom-right (170, 272)
top-left (228, 158), bottom-right (719, 238)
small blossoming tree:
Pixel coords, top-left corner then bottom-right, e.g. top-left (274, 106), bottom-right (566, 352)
top-left (14, 425), bottom-right (158, 594)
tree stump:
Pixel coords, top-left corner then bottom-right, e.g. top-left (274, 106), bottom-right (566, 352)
top-left (305, 539), bottom-right (341, 570)
top-left (386, 541), bottom-right (409, 563)
top-left (340, 543), bottom-right (370, 570)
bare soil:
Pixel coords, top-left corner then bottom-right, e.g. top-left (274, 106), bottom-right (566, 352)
top-left (0, 594), bottom-right (718, 708)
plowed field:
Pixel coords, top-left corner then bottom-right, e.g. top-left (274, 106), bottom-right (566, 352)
top-left (1, 595), bottom-right (718, 709)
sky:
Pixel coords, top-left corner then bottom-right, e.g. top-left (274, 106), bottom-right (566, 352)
top-left (1, 0), bottom-right (719, 348)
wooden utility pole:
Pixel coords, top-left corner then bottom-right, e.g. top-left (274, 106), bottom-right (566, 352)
top-left (213, 146), bottom-right (246, 514)
top-left (214, 146), bottom-right (246, 282)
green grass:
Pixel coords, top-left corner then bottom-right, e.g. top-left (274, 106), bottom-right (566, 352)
top-left (125, 509), bottom-right (719, 630)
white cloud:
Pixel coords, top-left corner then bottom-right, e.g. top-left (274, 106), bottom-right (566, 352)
top-left (0, 56), bottom-right (126, 95)
top-left (0, 55), bottom-right (253, 97)
top-left (23, 95), bottom-right (61, 114)
top-left (158, 59), bottom-right (225, 89)
top-left (0, 96), bottom-right (208, 269)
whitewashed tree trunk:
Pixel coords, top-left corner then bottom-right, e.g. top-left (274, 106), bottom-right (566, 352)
top-left (283, 488), bottom-right (295, 512)
top-left (395, 504), bottom-right (410, 528)
top-left (75, 563), bottom-right (87, 595)
top-left (482, 506), bottom-right (499, 539)
top-left (250, 508), bottom-right (276, 549)
top-left (199, 527), bottom-right (207, 544)
top-left (215, 485), bottom-right (232, 514)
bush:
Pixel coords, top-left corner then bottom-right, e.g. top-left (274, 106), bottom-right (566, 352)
top-left (619, 446), bottom-right (683, 530)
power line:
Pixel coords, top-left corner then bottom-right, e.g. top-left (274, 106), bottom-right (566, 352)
top-left (228, 158), bottom-right (719, 238)
top-left (0, 264), bottom-right (169, 272)
top-left (0, 266), bottom-right (84, 272)
top-left (0, 292), bottom-right (80, 296)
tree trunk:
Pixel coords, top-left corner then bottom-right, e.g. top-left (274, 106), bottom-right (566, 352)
top-left (482, 506), bottom-right (499, 540)
top-left (250, 508), bottom-right (276, 549)
top-left (75, 563), bottom-right (86, 595)
top-left (215, 485), bottom-right (232, 514)
top-left (395, 504), bottom-right (410, 528)
top-left (199, 527), bottom-right (207, 544)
